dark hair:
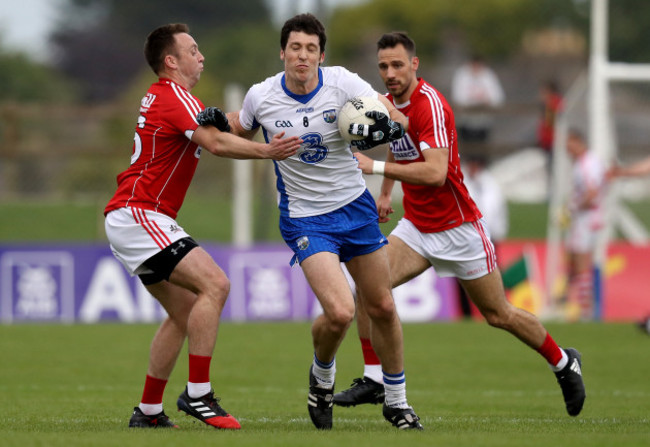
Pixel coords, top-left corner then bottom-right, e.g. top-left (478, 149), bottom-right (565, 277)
top-left (543, 79), bottom-right (560, 94)
top-left (144, 23), bottom-right (190, 75)
top-left (467, 154), bottom-right (488, 167)
top-left (470, 53), bottom-right (485, 64)
top-left (280, 13), bottom-right (326, 53)
top-left (377, 32), bottom-right (416, 57)
top-left (568, 127), bottom-right (586, 142)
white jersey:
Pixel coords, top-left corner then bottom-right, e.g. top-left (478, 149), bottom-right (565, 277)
top-left (239, 66), bottom-right (377, 218)
top-left (567, 150), bottom-right (605, 251)
top-left (569, 150), bottom-right (605, 221)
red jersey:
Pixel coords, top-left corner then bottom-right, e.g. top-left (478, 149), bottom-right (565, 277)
top-left (537, 92), bottom-right (563, 152)
top-left (104, 78), bottom-right (203, 219)
top-left (388, 78), bottom-right (481, 233)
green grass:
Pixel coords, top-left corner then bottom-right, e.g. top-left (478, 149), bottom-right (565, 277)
top-left (0, 198), bottom-right (647, 242)
top-left (0, 198), bottom-right (564, 242)
top-left (0, 322), bottom-right (648, 446)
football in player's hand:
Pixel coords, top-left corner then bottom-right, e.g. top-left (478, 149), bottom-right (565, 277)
top-left (338, 96), bottom-right (389, 143)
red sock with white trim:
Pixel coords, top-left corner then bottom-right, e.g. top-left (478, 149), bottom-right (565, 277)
top-left (139, 374), bottom-right (167, 415)
top-left (537, 333), bottom-right (568, 371)
top-left (575, 271), bottom-right (594, 319)
top-left (188, 354), bottom-right (212, 398)
top-left (361, 337), bottom-right (383, 384)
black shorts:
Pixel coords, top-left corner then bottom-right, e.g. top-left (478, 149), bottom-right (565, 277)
top-left (138, 236), bottom-right (199, 285)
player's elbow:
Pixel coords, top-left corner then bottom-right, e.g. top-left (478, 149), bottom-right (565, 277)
top-left (201, 139), bottom-right (226, 157)
top-left (422, 171), bottom-right (447, 187)
top-left (193, 126), bottom-right (225, 156)
top-left (417, 163), bottom-right (447, 187)
top-left (428, 176), bottom-right (446, 187)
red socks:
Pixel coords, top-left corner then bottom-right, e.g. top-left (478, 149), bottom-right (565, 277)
top-left (189, 354), bottom-right (212, 383)
top-left (141, 374), bottom-right (167, 405)
top-left (536, 333), bottom-right (564, 367)
top-left (361, 337), bottom-right (381, 365)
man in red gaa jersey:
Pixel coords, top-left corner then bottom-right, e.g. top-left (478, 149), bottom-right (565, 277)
top-left (104, 23), bottom-right (301, 430)
top-left (339, 32), bottom-right (586, 417)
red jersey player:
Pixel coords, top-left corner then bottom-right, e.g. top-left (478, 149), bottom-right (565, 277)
top-left (336, 32), bottom-right (586, 418)
top-left (104, 23), bottom-right (300, 430)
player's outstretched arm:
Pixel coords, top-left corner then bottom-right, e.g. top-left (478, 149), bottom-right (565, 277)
top-left (192, 125), bottom-right (301, 160)
top-left (607, 156), bottom-right (650, 179)
top-left (227, 110), bottom-right (260, 141)
top-left (354, 147), bottom-right (448, 186)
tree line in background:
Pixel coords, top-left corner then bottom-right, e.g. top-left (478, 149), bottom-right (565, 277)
top-left (1, 0), bottom-right (648, 106)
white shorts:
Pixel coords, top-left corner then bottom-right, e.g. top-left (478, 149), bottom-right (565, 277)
top-left (566, 212), bottom-right (602, 254)
top-left (105, 207), bottom-right (191, 276)
top-left (390, 218), bottom-right (497, 280)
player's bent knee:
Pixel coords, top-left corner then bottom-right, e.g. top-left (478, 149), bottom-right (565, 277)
top-left (483, 307), bottom-right (515, 330)
top-left (212, 274), bottom-right (231, 296)
top-left (364, 297), bottom-right (397, 322)
top-left (211, 277), bottom-right (231, 304)
top-left (326, 307), bottom-right (355, 332)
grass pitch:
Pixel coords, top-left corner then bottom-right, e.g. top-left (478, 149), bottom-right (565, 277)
top-left (0, 322), bottom-right (648, 446)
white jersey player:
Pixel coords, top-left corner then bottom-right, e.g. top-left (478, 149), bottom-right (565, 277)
top-left (565, 128), bottom-right (606, 320)
top-left (238, 67), bottom-right (374, 218)
top-left (202, 13), bottom-right (422, 431)
top-left (567, 138), bottom-right (606, 254)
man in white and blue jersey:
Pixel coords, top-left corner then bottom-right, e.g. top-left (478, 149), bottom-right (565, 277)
top-left (199, 13), bottom-right (421, 430)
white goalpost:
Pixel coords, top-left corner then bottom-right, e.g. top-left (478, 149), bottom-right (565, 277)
top-left (545, 0), bottom-right (650, 320)
top-left (226, 83), bottom-right (254, 247)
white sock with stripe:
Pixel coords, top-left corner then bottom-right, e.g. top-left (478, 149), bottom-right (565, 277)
top-left (383, 370), bottom-right (409, 409)
top-left (312, 354), bottom-right (336, 388)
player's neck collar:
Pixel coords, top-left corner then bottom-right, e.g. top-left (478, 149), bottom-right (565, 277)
top-left (281, 68), bottom-right (323, 104)
top-left (393, 77), bottom-right (423, 108)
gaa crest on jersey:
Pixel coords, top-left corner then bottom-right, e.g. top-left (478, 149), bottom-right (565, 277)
top-left (322, 109), bottom-right (336, 124)
top-left (296, 236), bottom-right (310, 251)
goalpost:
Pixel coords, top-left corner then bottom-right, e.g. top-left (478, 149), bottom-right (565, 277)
top-left (226, 83), bottom-right (254, 247)
top-left (545, 0), bottom-right (650, 320)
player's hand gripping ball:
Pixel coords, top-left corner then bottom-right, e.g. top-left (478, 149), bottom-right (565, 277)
top-left (338, 96), bottom-right (405, 151)
top-left (197, 107), bottom-right (231, 133)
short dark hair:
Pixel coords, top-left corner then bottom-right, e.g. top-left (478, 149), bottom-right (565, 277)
top-left (280, 13), bottom-right (326, 53)
top-left (377, 32), bottom-right (416, 57)
top-left (144, 23), bottom-right (190, 75)
top-left (568, 127), bottom-right (586, 142)
top-left (543, 79), bottom-right (561, 94)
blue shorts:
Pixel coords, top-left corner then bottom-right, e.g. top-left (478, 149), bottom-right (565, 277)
top-left (280, 189), bottom-right (388, 265)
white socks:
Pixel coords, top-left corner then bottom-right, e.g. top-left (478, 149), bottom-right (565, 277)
top-left (187, 382), bottom-right (212, 398)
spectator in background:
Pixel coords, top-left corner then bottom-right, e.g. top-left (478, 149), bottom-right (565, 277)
top-left (459, 154), bottom-right (509, 317)
top-left (537, 80), bottom-right (563, 154)
top-left (464, 155), bottom-right (509, 247)
top-left (564, 129), bottom-right (606, 321)
top-left (538, 80), bottom-right (564, 184)
top-left (451, 54), bottom-right (504, 146)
